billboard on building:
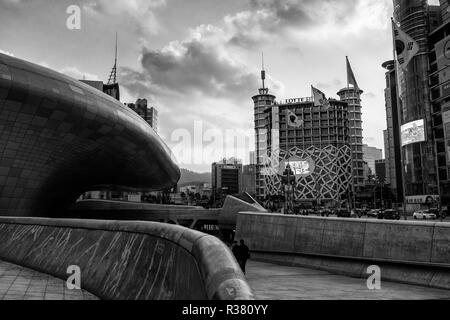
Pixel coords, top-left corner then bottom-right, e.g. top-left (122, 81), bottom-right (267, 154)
top-left (262, 146), bottom-right (352, 201)
top-left (442, 82), bottom-right (450, 98)
top-left (278, 157), bottom-right (316, 178)
top-left (443, 108), bottom-right (450, 165)
top-left (401, 119), bottom-right (426, 147)
top-left (435, 35), bottom-right (450, 83)
top-left (405, 195), bottom-right (439, 205)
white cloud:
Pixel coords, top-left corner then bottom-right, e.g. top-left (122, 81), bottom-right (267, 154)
top-left (83, 0), bottom-right (166, 35)
top-left (225, 0), bottom-right (392, 47)
top-left (33, 62), bottom-right (101, 81)
top-left (0, 49), bottom-right (14, 57)
top-left (60, 66), bottom-right (100, 81)
top-left (116, 0), bottom-right (394, 170)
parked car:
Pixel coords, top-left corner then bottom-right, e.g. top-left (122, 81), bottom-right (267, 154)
top-left (335, 209), bottom-right (351, 218)
top-left (428, 208), bottom-right (446, 219)
top-left (378, 209), bottom-right (401, 220)
top-left (350, 210), bottom-right (359, 218)
top-left (319, 209), bottom-right (332, 217)
top-left (357, 208), bottom-right (369, 216)
top-left (367, 209), bottom-right (380, 218)
top-left (413, 210), bottom-right (437, 220)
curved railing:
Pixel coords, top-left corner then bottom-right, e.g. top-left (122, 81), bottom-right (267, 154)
top-left (0, 217), bottom-right (254, 300)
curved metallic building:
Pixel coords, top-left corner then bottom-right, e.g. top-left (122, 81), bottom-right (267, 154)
top-left (0, 53), bottom-right (180, 217)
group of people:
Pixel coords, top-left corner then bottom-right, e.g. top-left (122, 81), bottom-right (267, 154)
top-left (231, 240), bottom-right (250, 274)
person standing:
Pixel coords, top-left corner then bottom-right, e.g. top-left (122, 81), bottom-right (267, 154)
top-left (231, 241), bottom-right (239, 257)
top-left (236, 239), bottom-right (250, 274)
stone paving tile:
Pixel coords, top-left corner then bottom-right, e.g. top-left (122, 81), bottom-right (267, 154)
top-left (0, 260), bottom-right (99, 300)
top-left (246, 260), bottom-right (450, 300)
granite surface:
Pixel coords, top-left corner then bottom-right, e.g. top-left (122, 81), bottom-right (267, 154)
top-left (0, 260), bottom-right (98, 300)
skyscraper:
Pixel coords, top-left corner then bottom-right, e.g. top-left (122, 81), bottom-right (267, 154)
top-left (428, 1), bottom-right (450, 207)
top-left (252, 58), bottom-right (276, 201)
top-left (393, 0), bottom-right (437, 199)
top-left (382, 60), bottom-right (403, 202)
top-left (241, 164), bottom-right (256, 197)
top-left (337, 57), bottom-right (364, 190)
top-left (261, 99), bottom-right (352, 205)
top-left (212, 158), bottom-right (243, 196)
top-left (390, 0), bottom-right (450, 210)
top-left (362, 145), bottom-right (383, 178)
top-left (148, 107), bottom-right (158, 133)
top-left (252, 58), bottom-right (358, 206)
top-left (126, 99), bottom-right (158, 132)
top-left (375, 159), bottom-right (387, 184)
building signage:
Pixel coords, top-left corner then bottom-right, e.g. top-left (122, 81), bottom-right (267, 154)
top-left (435, 35), bottom-right (450, 83)
top-left (443, 109), bottom-right (450, 165)
top-left (405, 195), bottom-right (439, 205)
top-left (284, 97), bottom-right (312, 104)
top-left (223, 165), bottom-right (238, 170)
top-left (443, 109), bottom-right (450, 124)
top-left (278, 157), bottom-right (315, 178)
top-left (442, 82), bottom-right (450, 98)
top-left (448, 139), bottom-right (450, 166)
top-left (401, 119), bottom-right (426, 147)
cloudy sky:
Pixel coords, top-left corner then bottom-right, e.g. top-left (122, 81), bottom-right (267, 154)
top-left (2, 0), bottom-right (436, 172)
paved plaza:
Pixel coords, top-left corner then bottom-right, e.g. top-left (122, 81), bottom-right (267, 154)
top-left (246, 260), bottom-right (450, 300)
top-left (2, 258), bottom-right (450, 300)
top-left (0, 260), bottom-right (98, 300)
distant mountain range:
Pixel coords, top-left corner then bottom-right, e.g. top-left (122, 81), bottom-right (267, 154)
top-left (178, 168), bottom-right (211, 186)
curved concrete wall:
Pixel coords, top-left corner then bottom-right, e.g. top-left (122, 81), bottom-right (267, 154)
top-left (71, 199), bottom-right (221, 220)
top-left (0, 217), bottom-right (253, 300)
top-left (69, 200), bottom-right (221, 231)
top-left (0, 53), bottom-right (179, 216)
top-left (218, 196), bottom-right (267, 231)
top-left (236, 213), bottom-right (450, 289)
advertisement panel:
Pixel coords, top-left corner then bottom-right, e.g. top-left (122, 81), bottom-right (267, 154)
top-left (435, 35), bottom-right (450, 83)
top-left (278, 157), bottom-right (315, 178)
top-left (443, 109), bottom-right (450, 165)
top-left (442, 82), bottom-right (450, 98)
top-left (405, 195), bottom-right (439, 204)
top-left (401, 119), bottom-right (426, 147)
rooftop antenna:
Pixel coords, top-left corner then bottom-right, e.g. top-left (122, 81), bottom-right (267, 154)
top-left (261, 52), bottom-right (266, 90)
top-left (107, 32), bottom-right (118, 85)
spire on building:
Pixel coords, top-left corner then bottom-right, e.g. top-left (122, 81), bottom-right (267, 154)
top-left (258, 52), bottom-right (269, 95)
top-left (346, 56), bottom-right (359, 90)
top-left (261, 52), bottom-right (266, 89)
top-left (107, 32), bottom-right (118, 85)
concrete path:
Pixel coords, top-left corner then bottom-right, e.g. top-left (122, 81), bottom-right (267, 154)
top-left (246, 260), bottom-right (450, 300)
top-left (0, 260), bottom-right (98, 300)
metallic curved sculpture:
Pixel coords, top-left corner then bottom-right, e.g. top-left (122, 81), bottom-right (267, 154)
top-left (0, 53), bottom-right (180, 216)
